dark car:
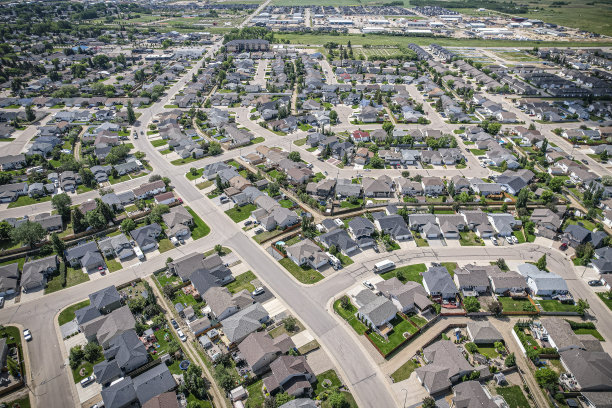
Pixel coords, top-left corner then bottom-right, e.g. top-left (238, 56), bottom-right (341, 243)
top-left (581, 159), bottom-right (589, 165)
top-left (559, 243), bottom-right (568, 251)
top-left (588, 280), bottom-right (603, 286)
top-left (171, 319), bottom-right (179, 329)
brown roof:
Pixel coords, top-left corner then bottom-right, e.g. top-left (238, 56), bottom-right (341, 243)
top-left (141, 391), bottom-right (179, 408)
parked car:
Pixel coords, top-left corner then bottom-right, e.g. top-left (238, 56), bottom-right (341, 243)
top-left (505, 236), bottom-right (513, 245)
top-left (252, 287), bottom-right (264, 296)
top-left (244, 220), bottom-right (252, 226)
top-left (588, 280), bottom-right (603, 286)
top-left (559, 243), bottom-right (568, 251)
top-left (23, 329), bottom-right (32, 341)
top-left (581, 159), bottom-right (589, 165)
top-left (171, 319), bottom-right (179, 329)
top-left (80, 376), bottom-right (95, 387)
top-left (177, 329), bottom-right (187, 342)
top-left (362, 281), bottom-right (374, 290)
top-left (0, 297), bottom-right (4, 308)
top-left (254, 228), bottom-right (264, 235)
top-left (490, 237), bottom-right (498, 246)
top-left (511, 236), bottom-right (519, 244)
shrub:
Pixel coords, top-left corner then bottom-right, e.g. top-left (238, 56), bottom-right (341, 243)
top-left (465, 342), bottom-right (478, 353)
top-left (505, 353), bottom-right (516, 367)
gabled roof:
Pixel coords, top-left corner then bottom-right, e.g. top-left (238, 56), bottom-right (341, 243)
top-left (104, 329), bottom-right (148, 372)
top-left (75, 305), bottom-right (102, 326)
top-left (467, 321), bottom-right (503, 343)
top-left (93, 360), bottom-right (121, 385)
top-left (423, 266), bottom-right (457, 295)
top-left (89, 285), bottom-right (121, 311)
top-left (101, 377), bottom-right (137, 408)
top-left (222, 303), bottom-right (268, 343)
top-left (358, 296), bottom-right (397, 326)
top-left (133, 363), bottom-right (177, 405)
top-left (560, 348), bottom-right (612, 391)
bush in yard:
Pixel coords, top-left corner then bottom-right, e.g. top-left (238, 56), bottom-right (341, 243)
top-left (275, 393), bottom-right (294, 406)
top-left (162, 284), bottom-right (177, 299)
top-left (184, 365), bottom-right (209, 399)
top-left (422, 397), bottom-right (436, 408)
top-left (488, 301), bottom-right (503, 316)
top-left (328, 391), bottom-right (349, 408)
top-left (494, 341), bottom-right (505, 353)
top-left (283, 316), bottom-right (297, 332)
top-left (463, 297), bottom-right (480, 312)
top-left (340, 295), bottom-right (350, 309)
top-left (83, 342), bottom-right (102, 363)
top-left (214, 244), bottom-right (223, 255)
top-left (60, 262), bottom-right (67, 287)
top-left (69, 345), bottom-right (84, 369)
top-left (465, 342), bottom-right (478, 353)
top-left (535, 367), bottom-right (558, 390)
top-left (505, 353), bottom-right (516, 367)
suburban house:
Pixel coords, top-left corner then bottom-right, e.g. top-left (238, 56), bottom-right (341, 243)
top-left (98, 234), bottom-right (134, 260)
top-left (222, 303), bottom-right (269, 344)
top-left (0, 263), bottom-right (19, 297)
top-left (541, 318), bottom-right (600, 353)
top-left (132, 180), bottom-right (166, 200)
top-left (375, 215), bottom-right (412, 241)
top-left (238, 331), bottom-right (295, 375)
top-left (162, 206), bottom-right (194, 239)
top-left (453, 267), bottom-right (490, 297)
top-left (286, 240), bottom-right (329, 270)
top-left (64, 241), bottom-right (106, 272)
top-left (316, 229), bottom-right (358, 255)
top-left (517, 264), bottom-right (570, 298)
top-left (130, 223), bottom-right (162, 252)
top-left (422, 266), bottom-right (458, 300)
top-left (479, 265), bottom-right (527, 296)
top-left (466, 321), bottom-right (503, 344)
top-left (168, 252), bottom-right (230, 283)
top-left (263, 355), bottom-right (316, 398)
top-left (421, 177), bottom-right (445, 196)
top-left (90, 286), bottom-right (122, 314)
top-left (355, 289), bottom-right (397, 334)
top-left (375, 278), bottom-right (432, 314)
top-left (415, 340), bottom-right (474, 394)
top-left (203, 286), bottom-right (254, 322)
top-left (81, 305), bottom-right (136, 347)
top-left (452, 381), bottom-right (502, 408)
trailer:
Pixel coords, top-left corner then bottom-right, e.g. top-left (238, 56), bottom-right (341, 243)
top-left (373, 259), bottom-right (395, 274)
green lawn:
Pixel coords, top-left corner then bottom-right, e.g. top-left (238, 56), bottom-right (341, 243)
top-left (414, 234), bottom-right (429, 247)
top-left (573, 328), bottom-right (604, 341)
top-left (315, 370), bottom-right (342, 396)
top-left (72, 355), bottom-right (105, 383)
top-left (246, 380), bottom-right (265, 408)
top-left (170, 156), bottom-right (205, 166)
top-left (409, 315), bottom-right (428, 327)
top-left (156, 273), bottom-right (181, 288)
top-left (513, 230), bottom-right (526, 244)
top-left (7, 195), bottom-right (51, 208)
top-left (45, 265), bottom-right (90, 294)
top-left (185, 206), bottom-right (210, 239)
top-left (381, 263), bottom-right (426, 284)
top-left (225, 271), bottom-right (257, 294)
top-left (151, 139), bottom-right (168, 147)
top-left (225, 204), bottom-right (256, 223)
top-left (564, 218), bottom-right (597, 232)
top-left (367, 315), bottom-right (417, 356)
top-left (498, 297), bottom-right (534, 312)
top-left (538, 300), bottom-right (577, 313)
top-left (333, 299), bottom-right (368, 335)
top-left (459, 231), bottom-right (485, 246)
top-left (391, 359), bottom-right (420, 382)
top-left (476, 346), bottom-right (500, 359)
top-left (158, 238), bottom-right (175, 253)
top-left (186, 168), bottom-right (203, 180)
top-left (76, 185), bottom-right (94, 194)
top-left (0, 257), bottom-right (25, 269)
top-left (294, 138), bottom-right (307, 146)
top-left (58, 300), bottom-right (90, 326)
top-left (172, 290), bottom-right (205, 311)
top-left (441, 262), bottom-right (458, 277)
top-left (196, 180), bottom-right (214, 190)
top-left (269, 318), bottom-right (305, 338)
top-left (105, 256), bottom-right (122, 272)
top-left (109, 174), bottom-right (130, 184)
top-left (312, 172), bottom-right (325, 182)
top-left (496, 386), bottom-right (531, 408)
top-left (470, 149), bottom-right (487, 156)
top-left (279, 258), bottom-right (323, 284)
top-left (279, 199), bottom-right (294, 208)
top-left (340, 199), bottom-right (363, 209)
top-left (597, 293), bottom-right (612, 311)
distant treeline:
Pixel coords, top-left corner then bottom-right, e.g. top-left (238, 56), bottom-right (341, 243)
top-left (223, 27), bottom-right (275, 44)
top-left (411, 0), bottom-right (529, 14)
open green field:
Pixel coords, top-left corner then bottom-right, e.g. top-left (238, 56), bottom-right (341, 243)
top-left (274, 32), bottom-right (612, 49)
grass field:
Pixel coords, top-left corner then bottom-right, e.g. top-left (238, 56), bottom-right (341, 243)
top-left (225, 203), bottom-right (257, 223)
top-left (58, 300), bottom-right (90, 325)
top-left (574, 327), bottom-right (605, 341)
top-left (279, 258), bottom-right (324, 284)
top-left (334, 298), bottom-right (368, 335)
top-left (496, 386), bottom-right (531, 408)
top-left (315, 369), bottom-right (342, 395)
top-left (391, 359), bottom-right (420, 382)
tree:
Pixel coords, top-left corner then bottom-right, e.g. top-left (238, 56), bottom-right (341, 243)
top-left (52, 193), bottom-right (72, 221)
top-left (275, 393), bottom-right (294, 406)
top-left (536, 254), bottom-right (547, 271)
top-left (283, 316), bottom-right (297, 332)
top-left (121, 218), bottom-right (136, 233)
top-left (6, 357), bottom-right (19, 377)
top-left (516, 188), bottom-right (529, 209)
top-left (576, 299), bottom-right (590, 316)
top-left (83, 342), bottom-right (102, 363)
top-left (163, 284), bottom-right (177, 299)
top-left (0, 221), bottom-right (13, 241)
top-left (51, 233), bottom-right (65, 258)
top-left (535, 367), bottom-right (558, 390)
top-left (422, 397), bottom-right (436, 408)
top-left (329, 110), bottom-right (338, 124)
top-left (10, 220), bottom-right (46, 248)
top-left (86, 210), bottom-right (106, 230)
top-left (214, 244), bottom-right (223, 255)
top-left (465, 342), bottom-right (478, 353)
top-left (382, 121), bottom-right (394, 136)
top-left (288, 151), bottom-right (301, 162)
top-left (505, 352), bottom-right (516, 367)
top-left (328, 392), bottom-right (349, 408)
top-left (71, 208), bottom-right (86, 233)
top-left (463, 297), bottom-right (480, 313)
top-left (126, 101), bottom-right (136, 125)
top-left (190, 167), bottom-right (198, 176)
top-left (488, 301), bottom-right (503, 316)
top-left (26, 104), bottom-right (36, 122)
top-left (69, 345), bottom-right (84, 369)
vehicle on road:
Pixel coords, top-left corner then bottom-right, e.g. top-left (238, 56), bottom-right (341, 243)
top-left (362, 281), bottom-right (374, 290)
top-left (373, 260), bottom-right (395, 274)
top-left (171, 319), bottom-right (179, 329)
top-left (80, 376), bottom-right (95, 387)
top-left (177, 329), bottom-right (187, 342)
top-left (134, 134), bottom-right (138, 139)
top-left (0, 297), bottom-right (4, 308)
top-left (559, 243), bottom-right (568, 250)
top-left (588, 280), bottom-right (603, 286)
top-left (252, 287), bottom-right (264, 296)
top-left (23, 329), bottom-right (32, 341)
top-left (581, 159), bottom-right (589, 165)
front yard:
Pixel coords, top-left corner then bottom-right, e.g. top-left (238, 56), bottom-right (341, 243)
top-left (391, 359), bottom-right (420, 382)
top-left (459, 231), bottom-right (484, 246)
top-left (279, 258), bottom-right (323, 284)
top-left (185, 206), bottom-right (211, 239)
top-left (7, 195), bottom-right (51, 208)
top-left (381, 263), bottom-right (426, 284)
top-left (225, 204), bottom-right (256, 223)
top-left (45, 264), bottom-right (90, 294)
top-left (58, 300), bottom-right (91, 325)
top-left (225, 271), bottom-right (257, 294)
top-left (333, 298), bottom-right (368, 335)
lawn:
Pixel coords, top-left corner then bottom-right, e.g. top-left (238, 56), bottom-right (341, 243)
top-left (45, 265), bottom-right (90, 294)
top-left (564, 218), bottom-right (597, 232)
top-left (367, 315), bottom-right (417, 356)
top-left (496, 386), bottom-right (531, 408)
top-left (225, 271), bottom-right (257, 294)
top-left (253, 229), bottom-right (286, 244)
top-left (391, 359), bottom-right (420, 382)
top-left (58, 299), bottom-right (90, 325)
top-left (538, 300), bottom-right (577, 313)
top-left (2, 396), bottom-right (30, 408)
top-left (156, 272), bottom-right (181, 288)
top-left (414, 234), bottom-right (429, 247)
top-left (269, 318), bottom-right (305, 338)
top-left (186, 168), bottom-right (203, 180)
top-left (170, 156), bottom-right (204, 166)
top-left (109, 174), bottom-right (130, 184)
top-left (597, 293), bottom-right (612, 311)
top-left (513, 230), bottom-right (526, 244)
top-left (441, 262), bottom-right (458, 277)
top-left (7, 195), bottom-right (51, 208)
top-left (246, 379), bottom-right (265, 408)
top-left (470, 149), bottom-right (487, 156)
top-left (76, 185), bottom-right (94, 194)
top-left (573, 328), bottom-right (605, 341)
top-left (294, 138), bottom-right (307, 146)
top-left (279, 258), bottom-right (323, 284)
top-left (333, 299), bottom-right (368, 335)
top-left (72, 355), bottom-right (104, 383)
top-left (312, 172), bottom-right (325, 182)
top-left (381, 263), bottom-right (426, 284)
top-left (151, 139), bottom-right (168, 147)
top-left (459, 231), bottom-right (484, 246)
top-left (340, 199), bottom-right (363, 209)
top-left (196, 180), bottom-right (214, 190)
top-left (298, 340), bottom-right (320, 354)
top-left (315, 370), bottom-right (342, 396)
top-left (498, 297), bottom-right (534, 312)
top-left (158, 238), bottom-right (175, 253)
top-left (409, 315), bottom-right (428, 327)
top-left (476, 345), bottom-right (500, 359)
top-left (185, 206), bottom-right (210, 239)
top-left (279, 199), bottom-right (294, 208)
top-left (225, 203), bottom-right (256, 223)
top-left (172, 290), bottom-right (205, 310)
top-left (105, 256), bottom-right (122, 272)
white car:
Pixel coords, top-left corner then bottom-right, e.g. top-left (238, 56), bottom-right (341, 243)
top-left (177, 329), bottom-right (187, 342)
top-left (505, 236), bottom-right (513, 245)
top-left (80, 375), bottom-right (95, 387)
top-left (252, 287), bottom-right (265, 296)
top-left (512, 236), bottom-right (519, 244)
top-left (490, 237), bottom-right (498, 246)
top-left (363, 281), bottom-right (375, 290)
top-left (23, 329), bottom-right (32, 341)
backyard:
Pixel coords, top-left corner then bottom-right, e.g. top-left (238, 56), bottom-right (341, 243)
top-left (279, 258), bottom-right (323, 284)
top-left (499, 297), bottom-right (535, 312)
top-left (367, 315), bottom-right (418, 356)
top-left (537, 300), bottom-right (577, 313)
top-left (381, 263), bottom-right (427, 284)
top-left (496, 385), bottom-right (531, 408)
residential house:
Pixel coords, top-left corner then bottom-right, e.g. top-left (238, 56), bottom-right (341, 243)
top-left (415, 340), bottom-right (474, 394)
top-left (90, 286), bottom-right (122, 314)
top-left (263, 355), bottom-right (315, 398)
top-left (130, 223), bottom-right (162, 252)
top-left (422, 266), bottom-right (458, 299)
top-left (162, 207), bottom-right (193, 239)
top-left (466, 322), bottom-right (503, 344)
top-left (203, 286), bottom-right (254, 322)
top-left (421, 177), bottom-right (445, 196)
top-left (452, 381), bottom-right (499, 408)
top-left (347, 217), bottom-right (376, 249)
top-left (238, 331), bottom-right (295, 375)
top-left (222, 302), bottom-right (269, 344)
top-left (453, 268), bottom-right (490, 297)
top-left (98, 234), bottom-right (134, 260)
top-left (517, 264), bottom-right (570, 298)
top-left (286, 240), bottom-right (329, 270)
top-left (317, 229), bottom-right (358, 255)
top-left (375, 278), bottom-right (432, 314)
top-left (375, 215), bottom-right (412, 241)
top-left (64, 241), bottom-right (106, 272)
top-left (0, 263), bottom-right (19, 297)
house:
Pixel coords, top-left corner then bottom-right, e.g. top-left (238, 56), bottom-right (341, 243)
top-left (98, 234), bottom-right (134, 260)
top-left (102, 329), bottom-right (149, 374)
top-left (90, 286), bottom-right (122, 314)
top-left (530, 209), bottom-right (562, 236)
top-left (286, 240), bottom-right (329, 270)
top-left (496, 169), bottom-right (534, 195)
top-left (466, 321), bottom-right (503, 344)
top-left (317, 229), bottom-right (358, 255)
top-left (356, 292), bottom-right (397, 332)
top-left (558, 348), bottom-right (612, 393)
top-left (415, 340), bottom-right (474, 394)
top-left (0, 154), bottom-right (26, 171)
top-left (362, 177), bottom-right (393, 198)
top-left (64, 241), bottom-right (106, 272)
top-left (168, 252), bottom-right (230, 283)
top-left (452, 381), bottom-right (499, 408)
top-left (162, 207), bottom-right (193, 239)
top-left (422, 266), bottom-right (457, 299)
top-left (375, 278), bottom-right (432, 313)
top-left (421, 177), bottom-right (445, 196)
top-left (436, 215), bottom-right (466, 240)
top-left (488, 214), bottom-right (521, 237)
top-left (203, 286), bottom-right (253, 322)
top-left (0, 183), bottom-right (28, 203)
top-left (351, 130), bottom-right (370, 143)
top-left (142, 392), bottom-right (180, 408)
top-left (154, 192), bottom-right (175, 206)
top-left (476, 265), bottom-right (527, 296)
top-left (238, 331), bottom-right (295, 375)
top-left (593, 247), bottom-right (612, 275)
top-left (222, 302), bottom-right (269, 344)
top-left (375, 215), bottom-right (412, 241)
top-left (453, 268), bottom-right (490, 297)
top-left (462, 210), bottom-right (495, 238)
top-left (130, 223), bottom-right (162, 251)
top-left (263, 355), bottom-right (315, 397)
top-left (81, 306), bottom-right (136, 348)
top-left (541, 318), bottom-right (599, 352)
top-left (19, 255), bottom-right (58, 293)
top-left (132, 364), bottom-right (177, 405)
top-left (347, 217), bottom-right (376, 249)
top-left (0, 263), bottom-right (19, 297)
top-left (517, 264), bottom-right (569, 297)
top-left (133, 180), bottom-right (166, 200)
